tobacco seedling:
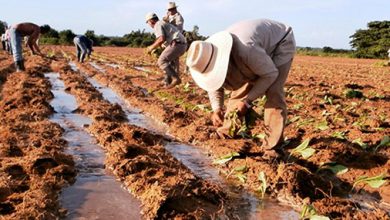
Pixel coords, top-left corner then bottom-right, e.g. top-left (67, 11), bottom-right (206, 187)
top-left (315, 121), bottom-right (329, 131)
top-left (318, 162), bottom-right (348, 175)
top-left (300, 204), bottom-right (330, 220)
top-left (234, 165), bottom-right (248, 183)
top-left (257, 171), bottom-right (268, 198)
top-left (353, 173), bottom-right (387, 189)
top-left (297, 118), bottom-right (315, 128)
top-left (331, 131), bottom-right (347, 140)
top-left (344, 89), bottom-right (363, 99)
top-left (290, 139), bottom-right (316, 159)
top-left (47, 50), bottom-right (56, 58)
top-left (252, 133), bottom-right (266, 140)
top-left (182, 82), bottom-right (191, 92)
top-left (293, 103), bottom-right (304, 110)
top-left (352, 138), bottom-right (368, 149)
top-left (226, 165), bottom-right (248, 183)
top-left (323, 95), bottom-right (334, 105)
top-left (288, 116), bottom-right (301, 124)
top-left (374, 135), bottom-right (390, 152)
top-left (213, 152), bottom-right (240, 165)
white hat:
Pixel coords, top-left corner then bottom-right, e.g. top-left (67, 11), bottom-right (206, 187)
top-left (167, 2), bottom-right (177, 10)
top-left (186, 31), bottom-right (233, 91)
top-left (145, 12), bottom-right (158, 23)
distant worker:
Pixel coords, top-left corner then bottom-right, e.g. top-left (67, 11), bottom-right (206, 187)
top-left (1, 33), bottom-right (5, 50)
top-left (163, 2), bottom-right (185, 77)
top-left (145, 12), bottom-right (187, 88)
top-left (163, 2), bottom-right (184, 33)
top-left (388, 48), bottom-right (390, 57)
top-left (5, 27), bottom-right (12, 55)
top-left (73, 35), bottom-right (93, 63)
top-left (9, 22), bottom-right (51, 72)
top-left (186, 19), bottom-right (296, 158)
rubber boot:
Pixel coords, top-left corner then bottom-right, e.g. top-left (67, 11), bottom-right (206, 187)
top-left (15, 60), bottom-right (25, 72)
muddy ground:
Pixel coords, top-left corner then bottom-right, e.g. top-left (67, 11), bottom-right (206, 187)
top-left (0, 46), bottom-right (389, 219)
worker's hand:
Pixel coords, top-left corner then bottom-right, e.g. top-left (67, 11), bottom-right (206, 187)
top-left (237, 100), bottom-right (250, 117)
top-left (146, 46), bottom-right (153, 54)
top-left (211, 109), bottom-right (224, 127)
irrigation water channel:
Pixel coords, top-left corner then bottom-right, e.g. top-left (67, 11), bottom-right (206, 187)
top-left (45, 62), bottom-right (299, 219)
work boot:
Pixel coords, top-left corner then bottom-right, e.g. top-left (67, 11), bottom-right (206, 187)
top-left (15, 60), bottom-right (25, 72)
top-left (160, 75), bottom-right (172, 87)
top-left (168, 76), bottom-right (181, 88)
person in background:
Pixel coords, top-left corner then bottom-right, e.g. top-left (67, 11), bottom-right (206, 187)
top-left (186, 19), bottom-right (296, 158)
top-left (1, 33), bottom-right (6, 50)
top-left (5, 27), bottom-right (12, 55)
top-left (9, 22), bottom-right (50, 71)
top-left (163, 2), bottom-right (184, 33)
top-left (145, 12), bottom-right (187, 88)
top-left (73, 35), bottom-right (93, 63)
top-left (163, 2), bottom-right (185, 77)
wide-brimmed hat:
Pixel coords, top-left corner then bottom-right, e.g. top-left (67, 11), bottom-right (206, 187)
top-left (186, 31), bottom-right (233, 91)
top-left (145, 12), bottom-right (158, 23)
top-left (167, 2), bottom-right (177, 10)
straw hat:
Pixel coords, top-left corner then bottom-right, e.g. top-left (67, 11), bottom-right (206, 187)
top-left (186, 31), bottom-right (233, 91)
top-left (145, 12), bottom-right (158, 23)
top-left (167, 2), bottom-right (177, 10)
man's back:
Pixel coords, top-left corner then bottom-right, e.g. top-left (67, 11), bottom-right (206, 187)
top-left (13, 23), bottom-right (40, 37)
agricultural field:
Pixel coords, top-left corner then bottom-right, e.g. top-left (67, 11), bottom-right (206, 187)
top-left (0, 46), bottom-right (389, 219)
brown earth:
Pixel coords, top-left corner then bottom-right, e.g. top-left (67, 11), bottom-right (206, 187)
top-left (1, 46), bottom-right (389, 219)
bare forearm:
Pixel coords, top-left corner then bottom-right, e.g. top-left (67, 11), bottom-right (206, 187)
top-left (149, 37), bottom-right (164, 50)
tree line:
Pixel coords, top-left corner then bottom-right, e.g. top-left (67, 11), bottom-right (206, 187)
top-left (38, 26), bottom-right (206, 48)
top-left (1, 20), bottom-right (389, 59)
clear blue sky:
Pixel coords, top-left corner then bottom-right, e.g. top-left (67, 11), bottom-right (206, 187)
top-left (2, 0), bottom-right (389, 49)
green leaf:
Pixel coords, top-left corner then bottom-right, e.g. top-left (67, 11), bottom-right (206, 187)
top-left (234, 165), bottom-right (248, 172)
top-left (290, 139), bottom-right (316, 159)
top-left (374, 135), bottom-right (390, 152)
top-left (300, 148), bottom-right (316, 159)
top-left (352, 138), bottom-right (368, 149)
top-left (331, 131), bottom-right (347, 140)
top-left (300, 204), bottom-right (317, 218)
top-left (257, 171), bottom-right (268, 198)
top-left (353, 173), bottom-right (387, 189)
top-left (316, 121), bottom-right (329, 131)
top-left (322, 163), bottom-right (349, 175)
top-left (212, 152), bottom-right (240, 165)
top-left (252, 133), bottom-right (266, 140)
top-left (235, 173), bottom-right (247, 183)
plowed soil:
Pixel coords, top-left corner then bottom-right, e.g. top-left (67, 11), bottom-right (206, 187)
top-left (0, 46), bottom-right (389, 219)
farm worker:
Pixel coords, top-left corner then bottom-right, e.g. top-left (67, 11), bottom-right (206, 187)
top-left (388, 48), bottom-right (390, 58)
top-left (73, 35), bottom-right (93, 63)
top-left (145, 12), bottom-right (187, 88)
top-left (5, 28), bottom-right (12, 55)
top-left (163, 2), bottom-right (184, 33)
top-left (186, 19), bottom-right (296, 158)
top-left (1, 33), bottom-right (6, 50)
top-left (163, 2), bottom-right (185, 75)
top-left (9, 23), bottom-right (50, 72)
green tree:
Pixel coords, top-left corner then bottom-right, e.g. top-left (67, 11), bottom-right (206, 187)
top-left (124, 29), bottom-right (155, 47)
top-left (84, 30), bottom-right (101, 46)
top-left (58, 29), bottom-right (76, 45)
top-left (350, 20), bottom-right (390, 58)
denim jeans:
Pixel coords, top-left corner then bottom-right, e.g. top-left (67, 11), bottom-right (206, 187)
top-left (73, 37), bottom-right (90, 62)
top-left (9, 28), bottom-right (23, 62)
